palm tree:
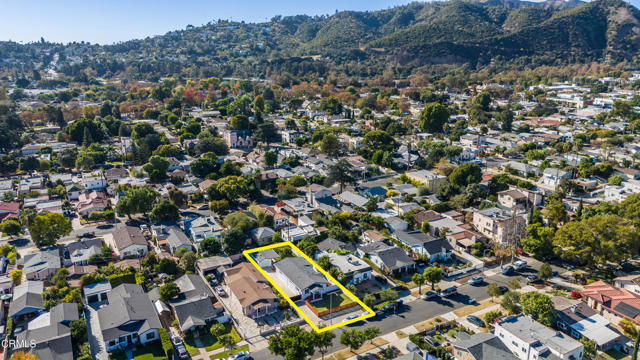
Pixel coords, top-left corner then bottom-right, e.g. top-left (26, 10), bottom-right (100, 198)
top-left (219, 334), bottom-right (235, 354)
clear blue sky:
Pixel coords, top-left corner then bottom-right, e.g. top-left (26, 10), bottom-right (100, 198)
top-left (0, 0), bottom-right (413, 44)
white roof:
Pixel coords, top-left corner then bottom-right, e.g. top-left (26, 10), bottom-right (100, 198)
top-left (572, 314), bottom-right (620, 346)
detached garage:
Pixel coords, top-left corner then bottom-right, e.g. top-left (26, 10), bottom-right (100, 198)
top-left (84, 281), bottom-right (112, 304)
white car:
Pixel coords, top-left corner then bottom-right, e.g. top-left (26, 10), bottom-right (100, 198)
top-left (345, 314), bottom-right (359, 321)
top-left (228, 351), bottom-right (250, 360)
top-left (514, 260), bottom-right (527, 270)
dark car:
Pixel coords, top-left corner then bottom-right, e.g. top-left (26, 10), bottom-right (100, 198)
top-left (501, 265), bottom-right (515, 275)
top-left (175, 344), bottom-right (189, 359)
top-left (78, 232), bottom-right (95, 238)
top-left (527, 274), bottom-right (540, 283)
top-left (467, 315), bottom-right (485, 327)
top-left (498, 285), bottom-right (509, 294)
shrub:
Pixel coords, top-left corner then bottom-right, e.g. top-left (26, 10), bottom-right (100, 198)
top-left (159, 328), bottom-right (173, 358)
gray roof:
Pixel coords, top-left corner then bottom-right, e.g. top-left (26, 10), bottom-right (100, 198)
top-left (23, 249), bottom-right (61, 276)
top-left (357, 241), bottom-right (392, 254)
top-left (14, 302), bottom-right (77, 360)
top-left (196, 256), bottom-right (232, 271)
top-left (164, 226), bottom-right (193, 251)
top-left (173, 274), bottom-right (213, 300)
top-left (498, 315), bottom-right (583, 355)
top-left (171, 296), bottom-right (218, 331)
top-left (251, 227), bottom-right (275, 240)
top-left (338, 191), bottom-right (369, 208)
top-left (254, 249), bottom-right (279, 263)
top-left (453, 332), bottom-right (518, 360)
top-left (317, 238), bottom-right (356, 253)
top-left (98, 283), bottom-right (161, 342)
top-left (9, 281), bottom-right (44, 317)
top-left (275, 256), bottom-right (328, 291)
top-left (375, 247), bottom-right (415, 271)
top-left (83, 281), bottom-right (112, 296)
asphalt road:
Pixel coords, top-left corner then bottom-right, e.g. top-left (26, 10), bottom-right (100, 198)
top-left (249, 260), bottom-right (556, 360)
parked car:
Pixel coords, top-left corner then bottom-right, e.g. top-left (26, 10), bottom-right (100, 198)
top-left (215, 286), bottom-right (227, 296)
top-left (498, 285), bottom-right (509, 294)
top-left (421, 290), bottom-right (438, 300)
top-left (513, 260), bottom-right (527, 270)
top-left (176, 344), bottom-right (189, 359)
top-left (228, 351), bottom-right (250, 360)
top-left (210, 278), bottom-right (218, 286)
top-left (197, 204), bottom-right (209, 210)
top-left (441, 286), bottom-right (458, 297)
top-left (345, 313), bottom-right (359, 321)
top-left (501, 266), bottom-right (515, 275)
top-left (467, 315), bottom-right (485, 327)
top-left (468, 276), bottom-right (483, 285)
top-left (527, 274), bottom-right (540, 283)
top-left (171, 335), bottom-right (183, 346)
top-left (78, 232), bottom-right (95, 238)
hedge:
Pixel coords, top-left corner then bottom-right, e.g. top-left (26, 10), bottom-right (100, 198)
top-left (159, 328), bottom-right (173, 359)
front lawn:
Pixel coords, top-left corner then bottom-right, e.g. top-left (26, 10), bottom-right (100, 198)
top-left (108, 341), bottom-right (166, 360)
top-left (185, 322), bottom-right (242, 353)
top-left (310, 293), bottom-right (354, 312)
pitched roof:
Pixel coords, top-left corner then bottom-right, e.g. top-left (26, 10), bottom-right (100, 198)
top-left (9, 281), bottom-right (44, 317)
top-left (317, 238), bottom-right (356, 253)
top-left (453, 333), bottom-right (518, 360)
top-left (275, 256), bottom-right (328, 291)
top-left (225, 262), bottom-right (276, 308)
top-left (375, 247), bottom-right (415, 270)
top-left (582, 281), bottom-right (640, 324)
top-left (112, 226), bottom-right (147, 251)
top-left (98, 283), bottom-right (161, 341)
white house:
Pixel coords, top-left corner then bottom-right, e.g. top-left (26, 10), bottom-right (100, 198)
top-left (81, 171), bottom-right (107, 190)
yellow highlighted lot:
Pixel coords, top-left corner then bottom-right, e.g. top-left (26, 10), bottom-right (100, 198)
top-left (242, 241), bottom-right (375, 333)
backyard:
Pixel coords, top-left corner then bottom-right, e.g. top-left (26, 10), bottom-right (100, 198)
top-left (309, 292), bottom-right (354, 312)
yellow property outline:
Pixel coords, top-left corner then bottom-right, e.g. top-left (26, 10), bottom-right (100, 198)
top-left (243, 241), bottom-right (375, 333)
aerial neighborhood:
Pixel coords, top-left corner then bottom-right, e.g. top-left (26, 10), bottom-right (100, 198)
top-left (3, 2), bottom-right (640, 359)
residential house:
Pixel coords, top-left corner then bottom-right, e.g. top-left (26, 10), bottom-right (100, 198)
top-left (361, 230), bottom-right (386, 243)
top-left (83, 281), bottom-right (112, 303)
top-left (274, 256), bottom-right (337, 300)
top-left (326, 253), bottom-right (372, 284)
top-left (280, 225), bottom-right (318, 242)
top-left (497, 189), bottom-right (529, 210)
top-left (105, 167), bottom-right (129, 183)
top-left (195, 256), bottom-right (233, 277)
top-left (540, 168), bottom-right (571, 189)
top-left (112, 226), bottom-right (148, 259)
top-left (22, 249), bottom-right (61, 282)
top-left (405, 170), bottom-right (447, 192)
top-left (65, 184), bottom-right (85, 201)
top-left (452, 332), bottom-right (519, 360)
top-left (250, 227), bottom-right (275, 246)
top-left (225, 262), bottom-right (278, 319)
top-left (81, 171), bottom-right (107, 190)
top-left (614, 275), bottom-right (640, 295)
top-left (473, 207), bottom-right (526, 244)
top-left (64, 238), bottom-right (102, 266)
top-left (495, 314), bottom-right (584, 360)
top-left (75, 191), bottom-right (109, 216)
top-left (502, 161), bottom-right (540, 177)
top-left (187, 215), bottom-right (223, 242)
top-left (153, 224), bottom-right (193, 255)
top-left (385, 216), bottom-right (408, 232)
top-left (223, 129), bottom-right (253, 149)
top-left (552, 296), bottom-right (621, 351)
top-left (393, 231), bottom-right (453, 262)
top-left (306, 184), bottom-right (333, 206)
top-left (316, 238), bottom-right (356, 258)
top-left (369, 246), bottom-right (415, 274)
top-left (337, 191), bottom-right (369, 209)
top-left (582, 281), bottom-right (640, 326)
top-left (8, 281), bottom-right (44, 321)
top-left (14, 302), bottom-right (78, 360)
top-left (98, 283), bottom-right (162, 352)
top-left (169, 274), bottom-right (220, 332)
top-left (0, 201), bottom-right (19, 221)
top-left (254, 249), bottom-right (279, 268)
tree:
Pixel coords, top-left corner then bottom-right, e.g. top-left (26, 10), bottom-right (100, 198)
top-left (10, 352), bottom-right (38, 360)
top-left (70, 318), bottom-right (88, 343)
top-left (219, 334), bottom-right (236, 353)
top-left (223, 212), bottom-right (256, 233)
top-left (553, 214), bottom-right (639, 268)
top-left (412, 273), bottom-right (425, 294)
top-left (538, 263), bottom-right (553, 281)
top-left (149, 199), bottom-right (180, 222)
top-left (317, 255), bottom-right (331, 270)
top-left (268, 324), bottom-right (318, 360)
top-left (501, 291), bottom-right (521, 314)
top-left (155, 258), bottom-right (180, 275)
top-left (320, 96), bottom-right (343, 115)
top-left (159, 282), bottom-right (180, 302)
top-left (320, 133), bottom-right (340, 155)
top-left (449, 163), bottom-right (481, 187)
top-left (365, 197), bottom-right (378, 212)
top-left (363, 293), bottom-right (377, 308)
top-left (143, 155), bottom-right (170, 183)
top-left (521, 223), bottom-right (554, 259)
top-left (580, 337), bottom-right (596, 360)
top-left (327, 159), bottom-right (359, 192)
top-left (216, 176), bottom-right (250, 202)
top-left (168, 188), bottom-right (188, 207)
top-left (190, 156), bottom-right (218, 178)
top-left (486, 282), bottom-right (501, 300)
top-left (484, 310), bottom-right (502, 328)
top-left (543, 195), bottom-right (568, 228)
top-left (200, 237), bottom-right (222, 256)
top-left (315, 330), bottom-right (336, 360)
top-left (508, 277), bottom-right (521, 290)
top-left (29, 212), bottom-right (71, 247)
top-left (115, 186), bottom-right (158, 218)
top-left (364, 326), bottom-right (381, 344)
top-left (10, 269), bottom-right (21, 285)
top-left (521, 292), bottom-right (555, 326)
top-left (210, 323), bottom-right (225, 338)
top-left (341, 329), bottom-right (365, 353)
top-left (418, 102), bottom-right (449, 133)
top-left (264, 150), bottom-right (277, 168)
top-left (221, 228), bottom-right (247, 255)
top-left (180, 251), bottom-right (197, 272)
top-left (423, 267), bottom-right (442, 290)
top-left (364, 130), bottom-right (395, 152)
top-left (298, 240), bottom-right (319, 257)
top-left (0, 219), bottom-right (21, 237)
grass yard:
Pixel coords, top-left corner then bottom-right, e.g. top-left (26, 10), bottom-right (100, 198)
top-left (414, 316), bottom-right (446, 332)
top-left (310, 293), bottom-right (354, 312)
top-left (185, 322), bottom-right (242, 355)
top-left (331, 339), bottom-right (389, 360)
top-left (108, 342), bottom-right (166, 360)
top-left (453, 298), bottom-right (501, 317)
top-left (210, 344), bottom-right (249, 359)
